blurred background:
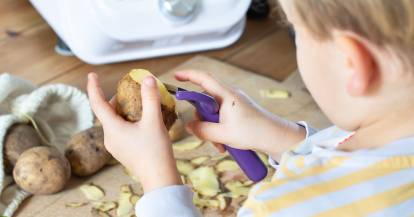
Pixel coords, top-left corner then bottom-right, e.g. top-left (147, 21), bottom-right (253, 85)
top-left (0, 0), bottom-right (296, 97)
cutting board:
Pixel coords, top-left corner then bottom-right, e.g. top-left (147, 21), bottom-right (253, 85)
top-left (14, 56), bottom-right (330, 217)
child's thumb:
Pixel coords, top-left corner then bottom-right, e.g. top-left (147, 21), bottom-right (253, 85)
top-left (141, 76), bottom-right (163, 123)
top-left (186, 121), bottom-right (225, 145)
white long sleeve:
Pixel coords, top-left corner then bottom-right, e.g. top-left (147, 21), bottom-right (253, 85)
top-left (135, 185), bottom-right (201, 217)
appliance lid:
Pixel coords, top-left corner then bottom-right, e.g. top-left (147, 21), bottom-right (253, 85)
top-left (87, 0), bottom-right (251, 42)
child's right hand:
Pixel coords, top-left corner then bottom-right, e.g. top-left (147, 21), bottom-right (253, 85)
top-left (175, 70), bottom-right (306, 160)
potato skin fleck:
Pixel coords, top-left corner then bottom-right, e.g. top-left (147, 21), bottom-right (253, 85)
top-left (13, 146), bottom-right (71, 195)
top-left (116, 74), bottom-right (177, 129)
top-left (65, 127), bottom-right (110, 176)
top-left (116, 75), bottom-right (143, 122)
top-left (4, 124), bottom-right (41, 174)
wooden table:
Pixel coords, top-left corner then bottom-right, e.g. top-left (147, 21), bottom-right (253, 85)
top-left (0, 0), bottom-right (297, 98)
top-left (13, 56), bottom-right (330, 217)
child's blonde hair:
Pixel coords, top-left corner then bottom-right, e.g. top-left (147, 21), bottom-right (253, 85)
top-left (289, 0), bottom-right (414, 62)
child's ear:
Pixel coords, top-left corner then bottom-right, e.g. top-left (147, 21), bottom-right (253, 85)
top-left (335, 34), bottom-right (377, 96)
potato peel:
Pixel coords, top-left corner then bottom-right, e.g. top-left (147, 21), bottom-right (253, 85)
top-left (130, 194), bottom-right (140, 206)
top-left (65, 202), bottom-right (88, 208)
top-left (117, 185), bottom-right (134, 217)
top-left (173, 137), bottom-right (203, 151)
top-left (123, 167), bottom-right (139, 182)
top-left (128, 69), bottom-right (175, 109)
top-left (258, 153), bottom-right (269, 166)
top-left (225, 181), bottom-right (250, 197)
top-left (91, 208), bottom-right (111, 217)
top-left (259, 89), bottom-right (291, 99)
top-left (193, 193), bottom-right (219, 208)
top-left (243, 180), bottom-right (254, 186)
top-left (210, 154), bottom-right (228, 161)
top-left (217, 194), bottom-right (227, 211)
top-left (91, 201), bottom-right (117, 212)
top-left (176, 160), bottom-right (194, 175)
top-left (216, 160), bottom-right (239, 172)
top-left (191, 156), bottom-right (209, 165)
top-left (188, 167), bottom-right (220, 197)
top-left (80, 184), bottom-right (105, 201)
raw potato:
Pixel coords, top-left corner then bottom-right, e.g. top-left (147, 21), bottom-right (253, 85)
top-left (116, 69), bottom-right (177, 129)
top-left (4, 124), bottom-right (41, 173)
top-left (65, 127), bottom-right (111, 176)
top-left (80, 183), bottom-right (105, 201)
top-left (13, 146), bottom-right (71, 194)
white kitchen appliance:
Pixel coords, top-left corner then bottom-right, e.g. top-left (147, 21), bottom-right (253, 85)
top-left (29, 0), bottom-right (252, 64)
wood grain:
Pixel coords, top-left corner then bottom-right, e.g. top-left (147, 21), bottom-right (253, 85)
top-left (227, 28), bottom-right (297, 81)
top-left (0, 24), bottom-right (82, 84)
top-left (0, 0), bottom-right (295, 86)
top-left (0, 0), bottom-right (43, 41)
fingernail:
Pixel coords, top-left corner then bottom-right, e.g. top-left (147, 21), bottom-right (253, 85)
top-left (144, 77), bottom-right (156, 87)
top-left (88, 72), bottom-right (97, 80)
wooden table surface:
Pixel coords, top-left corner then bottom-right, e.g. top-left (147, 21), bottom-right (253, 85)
top-left (0, 0), bottom-right (297, 97)
top-left (14, 56), bottom-right (329, 217)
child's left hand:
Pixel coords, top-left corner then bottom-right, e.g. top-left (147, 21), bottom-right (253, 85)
top-left (87, 73), bottom-right (181, 193)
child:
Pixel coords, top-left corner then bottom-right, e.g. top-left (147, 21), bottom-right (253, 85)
top-left (87, 0), bottom-right (414, 216)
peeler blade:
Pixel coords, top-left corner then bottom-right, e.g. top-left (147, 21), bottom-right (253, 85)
top-left (164, 83), bottom-right (178, 95)
top-left (164, 83), bottom-right (187, 95)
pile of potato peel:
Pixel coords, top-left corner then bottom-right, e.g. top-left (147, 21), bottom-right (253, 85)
top-left (172, 137), bottom-right (274, 215)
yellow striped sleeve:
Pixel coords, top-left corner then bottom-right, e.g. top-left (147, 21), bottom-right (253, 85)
top-left (314, 182), bottom-right (414, 217)
top-left (247, 156), bottom-right (414, 216)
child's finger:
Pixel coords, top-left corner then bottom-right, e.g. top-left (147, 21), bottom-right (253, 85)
top-left (174, 70), bottom-right (230, 102)
top-left (109, 95), bottom-right (117, 109)
top-left (193, 111), bottom-right (225, 153)
top-left (140, 76), bottom-right (163, 124)
top-left (87, 73), bottom-right (123, 126)
top-left (186, 121), bottom-right (226, 145)
top-left (213, 142), bottom-right (226, 153)
top-left (194, 110), bottom-right (201, 121)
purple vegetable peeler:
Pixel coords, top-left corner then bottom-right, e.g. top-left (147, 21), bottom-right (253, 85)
top-left (165, 84), bottom-right (268, 182)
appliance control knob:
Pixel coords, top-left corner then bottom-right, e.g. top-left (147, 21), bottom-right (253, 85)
top-left (159, 0), bottom-right (198, 24)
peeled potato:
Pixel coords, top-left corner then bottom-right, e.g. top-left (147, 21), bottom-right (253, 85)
top-left (116, 69), bottom-right (177, 129)
top-left (13, 146), bottom-right (71, 194)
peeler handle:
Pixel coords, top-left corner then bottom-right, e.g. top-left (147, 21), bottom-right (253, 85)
top-left (176, 91), bottom-right (268, 182)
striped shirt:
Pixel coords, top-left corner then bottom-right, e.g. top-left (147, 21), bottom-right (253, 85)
top-left (239, 126), bottom-right (414, 217)
top-left (135, 124), bottom-right (414, 217)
